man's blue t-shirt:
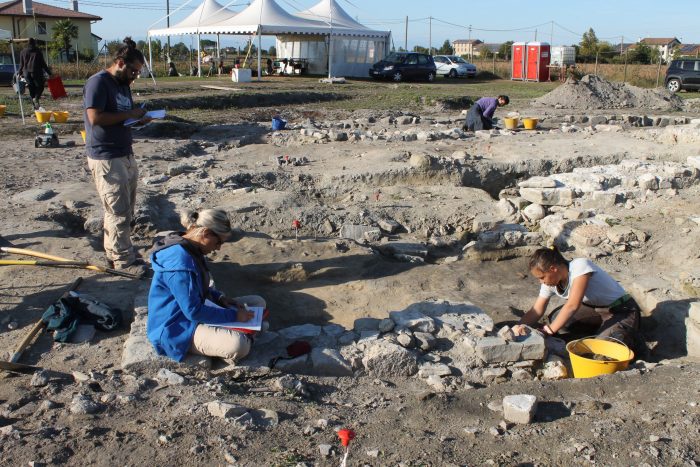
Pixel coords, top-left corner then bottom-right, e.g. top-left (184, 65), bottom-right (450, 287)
top-left (83, 70), bottom-right (134, 160)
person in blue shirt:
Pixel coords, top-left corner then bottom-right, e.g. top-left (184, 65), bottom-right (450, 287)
top-left (147, 208), bottom-right (266, 363)
top-left (463, 95), bottom-right (509, 131)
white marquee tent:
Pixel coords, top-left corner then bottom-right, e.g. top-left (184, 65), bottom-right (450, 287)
top-left (1, 28), bottom-right (25, 124)
top-left (147, 0), bottom-right (391, 78)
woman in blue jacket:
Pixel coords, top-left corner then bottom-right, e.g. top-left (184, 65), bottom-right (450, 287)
top-left (147, 209), bottom-right (265, 363)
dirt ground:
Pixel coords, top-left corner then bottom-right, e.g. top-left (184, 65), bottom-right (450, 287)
top-left (0, 76), bottom-right (699, 466)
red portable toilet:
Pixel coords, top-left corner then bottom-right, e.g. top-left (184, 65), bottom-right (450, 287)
top-left (511, 42), bottom-right (526, 81)
top-left (525, 42), bottom-right (551, 82)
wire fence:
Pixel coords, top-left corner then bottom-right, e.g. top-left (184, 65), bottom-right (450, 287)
top-left (47, 53), bottom-right (671, 89)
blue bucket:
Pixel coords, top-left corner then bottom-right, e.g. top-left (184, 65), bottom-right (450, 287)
top-left (272, 116), bottom-right (287, 131)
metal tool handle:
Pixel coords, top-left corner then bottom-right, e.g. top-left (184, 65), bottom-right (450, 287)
top-left (9, 277), bottom-right (83, 363)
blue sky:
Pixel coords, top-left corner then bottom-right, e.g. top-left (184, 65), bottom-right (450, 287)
top-left (44, 0), bottom-right (698, 49)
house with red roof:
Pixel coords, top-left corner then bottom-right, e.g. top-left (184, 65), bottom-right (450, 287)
top-left (0, 0), bottom-right (102, 56)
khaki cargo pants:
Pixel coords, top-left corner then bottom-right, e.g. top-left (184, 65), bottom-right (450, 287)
top-left (87, 154), bottom-right (138, 268)
top-left (190, 295), bottom-right (266, 363)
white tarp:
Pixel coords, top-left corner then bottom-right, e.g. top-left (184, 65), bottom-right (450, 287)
top-left (198, 0), bottom-right (328, 35)
top-left (276, 34), bottom-right (388, 77)
top-left (149, 0), bottom-right (237, 36)
top-left (0, 28), bottom-right (11, 40)
top-left (294, 0), bottom-right (369, 31)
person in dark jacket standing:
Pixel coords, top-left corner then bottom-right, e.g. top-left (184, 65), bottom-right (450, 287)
top-left (18, 38), bottom-right (52, 110)
top-left (463, 95), bottom-right (509, 131)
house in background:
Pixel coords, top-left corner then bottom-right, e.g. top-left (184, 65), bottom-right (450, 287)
top-left (639, 37), bottom-right (681, 62)
top-left (473, 42), bottom-right (501, 58)
top-left (0, 0), bottom-right (102, 56)
top-left (453, 39), bottom-right (482, 58)
top-left (677, 43), bottom-right (700, 58)
top-left (612, 42), bottom-right (636, 55)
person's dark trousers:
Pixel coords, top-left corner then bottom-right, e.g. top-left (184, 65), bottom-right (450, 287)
top-left (25, 72), bottom-right (45, 108)
top-left (463, 103), bottom-right (492, 131)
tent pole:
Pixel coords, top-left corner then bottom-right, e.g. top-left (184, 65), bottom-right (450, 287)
top-left (328, 5), bottom-right (333, 79)
top-left (148, 35), bottom-right (154, 77)
top-left (217, 34), bottom-right (220, 60)
top-left (197, 34), bottom-right (202, 77)
top-left (10, 39), bottom-right (25, 125)
top-left (257, 27), bottom-right (261, 82)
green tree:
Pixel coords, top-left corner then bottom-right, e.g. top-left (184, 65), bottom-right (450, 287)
top-left (136, 39), bottom-right (162, 60)
top-left (412, 45), bottom-right (428, 54)
top-left (629, 42), bottom-right (656, 64)
top-left (579, 27), bottom-right (599, 61)
top-left (498, 41), bottom-right (514, 59)
top-left (438, 39), bottom-right (453, 55)
top-left (52, 19), bottom-right (79, 62)
top-left (106, 40), bottom-right (122, 57)
top-left (268, 45), bottom-right (277, 57)
top-left (170, 42), bottom-right (189, 59)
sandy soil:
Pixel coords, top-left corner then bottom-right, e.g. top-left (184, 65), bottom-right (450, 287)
top-left (0, 77), bottom-right (699, 466)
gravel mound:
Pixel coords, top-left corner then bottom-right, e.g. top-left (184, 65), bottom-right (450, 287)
top-left (533, 74), bottom-right (684, 111)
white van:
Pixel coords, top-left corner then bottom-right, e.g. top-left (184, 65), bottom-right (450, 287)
top-left (433, 55), bottom-right (477, 78)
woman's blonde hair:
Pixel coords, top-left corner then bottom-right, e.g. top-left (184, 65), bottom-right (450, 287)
top-left (180, 209), bottom-right (232, 239)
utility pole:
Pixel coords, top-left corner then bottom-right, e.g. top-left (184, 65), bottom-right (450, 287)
top-left (550, 21), bottom-right (553, 44)
top-left (468, 25), bottom-right (472, 60)
top-left (166, 0), bottom-right (171, 59)
top-left (429, 16), bottom-right (432, 55)
top-left (404, 16), bottom-right (408, 51)
top-left (620, 36), bottom-right (623, 54)
top-left (534, 29), bottom-right (538, 41)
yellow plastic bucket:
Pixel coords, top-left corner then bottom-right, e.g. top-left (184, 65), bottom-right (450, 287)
top-left (504, 117), bottom-right (519, 130)
top-left (35, 111), bottom-right (52, 123)
top-left (80, 130), bottom-right (86, 143)
top-left (522, 117), bottom-right (539, 130)
top-left (566, 337), bottom-right (634, 378)
top-left (0, 105), bottom-right (6, 117)
top-left (52, 111), bottom-right (69, 123)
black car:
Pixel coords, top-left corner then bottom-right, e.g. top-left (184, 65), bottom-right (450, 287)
top-left (369, 52), bottom-right (436, 82)
top-left (0, 55), bottom-right (16, 86)
top-left (665, 59), bottom-right (700, 93)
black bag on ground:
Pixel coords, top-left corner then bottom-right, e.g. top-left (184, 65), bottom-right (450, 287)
top-left (41, 295), bottom-right (122, 342)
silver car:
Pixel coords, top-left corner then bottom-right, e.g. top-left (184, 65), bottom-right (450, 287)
top-left (433, 55), bottom-right (477, 79)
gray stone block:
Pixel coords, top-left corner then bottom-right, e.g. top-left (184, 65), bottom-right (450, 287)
top-left (207, 401), bottom-right (248, 419)
top-left (476, 337), bottom-right (523, 363)
top-left (389, 309), bottom-right (437, 333)
top-left (362, 341), bottom-right (418, 377)
top-left (418, 363), bottom-right (452, 378)
top-left (520, 187), bottom-right (575, 206)
top-left (275, 355), bottom-right (312, 373)
top-left (503, 395), bottom-right (538, 424)
top-left (339, 224), bottom-right (379, 242)
top-left (377, 218), bottom-right (400, 233)
top-left (414, 332), bottom-right (436, 351)
top-left (310, 348), bottom-right (353, 376)
top-left (518, 332), bottom-right (546, 360)
top-left (353, 317), bottom-right (381, 332)
top-left (278, 324), bottom-right (322, 340)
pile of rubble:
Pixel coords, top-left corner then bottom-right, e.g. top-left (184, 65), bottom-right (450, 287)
top-left (123, 297), bottom-right (572, 390)
top-left (532, 74), bottom-right (684, 111)
top-left (465, 156), bottom-right (700, 260)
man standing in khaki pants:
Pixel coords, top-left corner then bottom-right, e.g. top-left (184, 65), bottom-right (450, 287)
top-left (83, 37), bottom-right (149, 276)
